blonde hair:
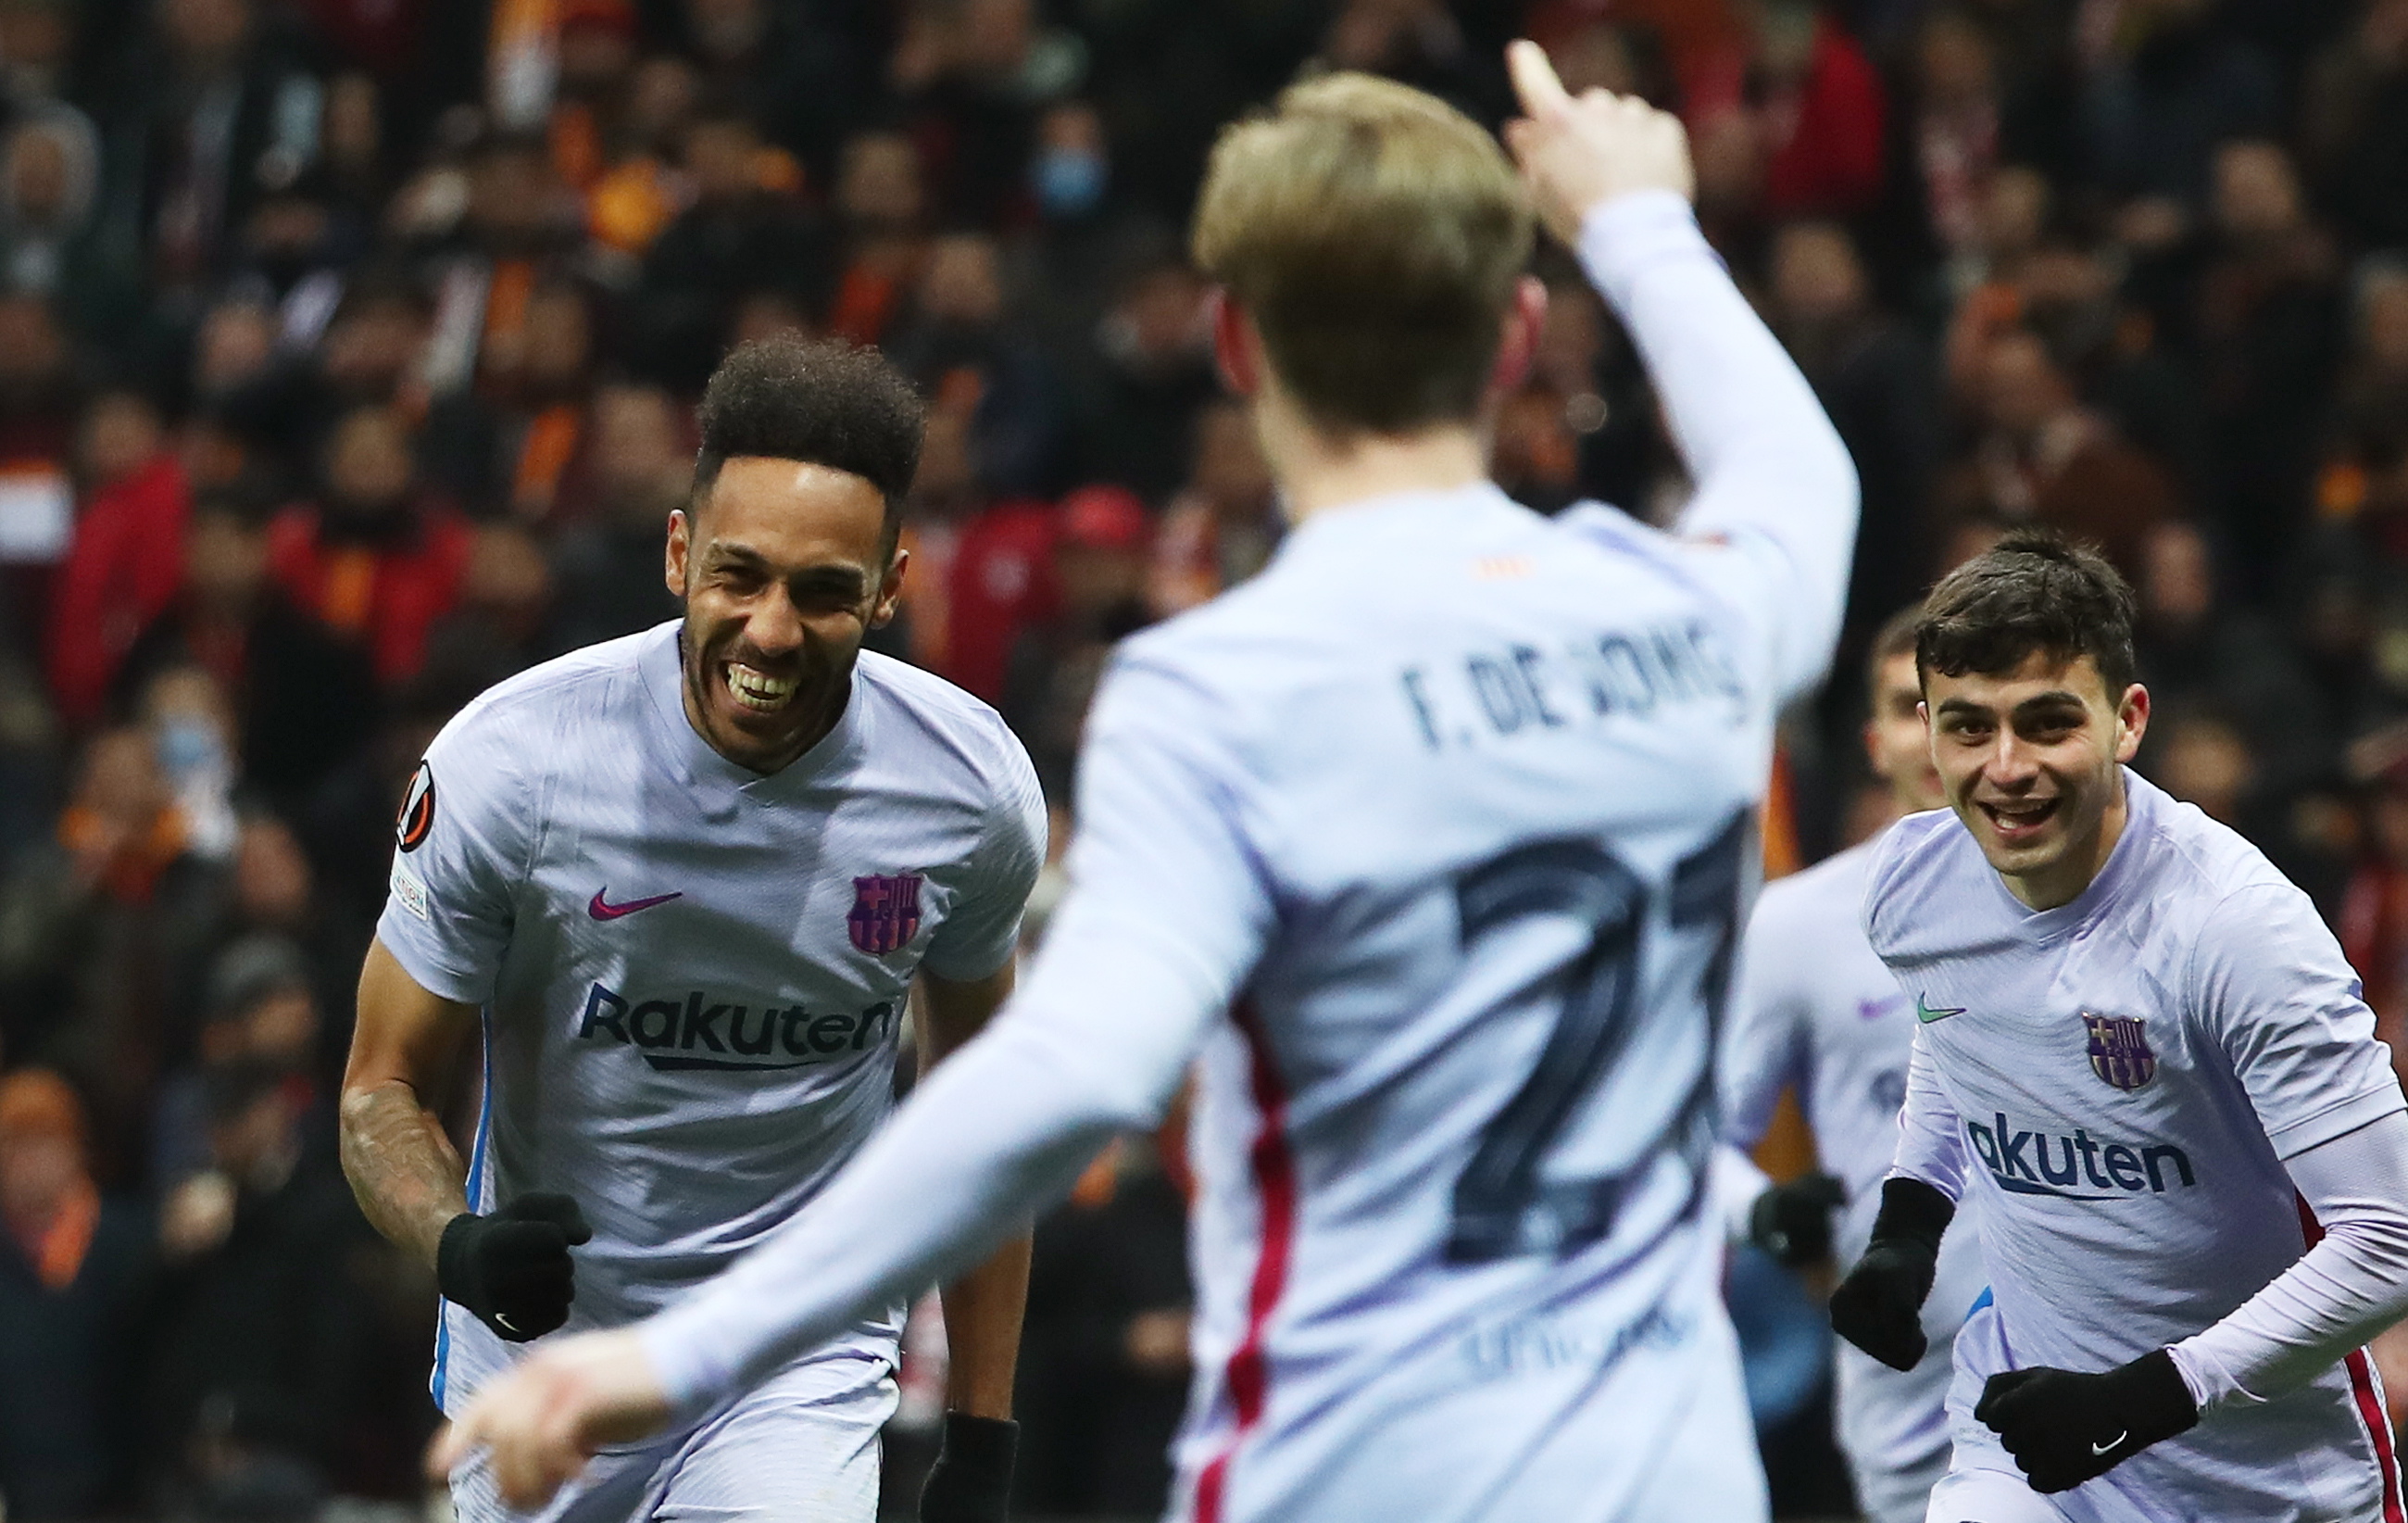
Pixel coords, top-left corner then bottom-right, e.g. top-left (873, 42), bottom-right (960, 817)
top-left (1192, 72), bottom-right (1535, 435)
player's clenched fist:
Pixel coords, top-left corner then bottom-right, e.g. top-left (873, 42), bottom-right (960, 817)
top-left (429, 1328), bottom-right (673, 1508)
top-left (438, 1191), bottom-right (594, 1341)
top-left (1827, 1177), bottom-right (1953, 1371)
top-left (1502, 38), bottom-right (1694, 245)
top-left (1975, 1353), bottom-right (2199, 1492)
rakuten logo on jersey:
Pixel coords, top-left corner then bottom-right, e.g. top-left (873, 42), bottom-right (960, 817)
top-left (577, 981), bottom-right (897, 1072)
top-left (1964, 1112), bottom-right (2197, 1202)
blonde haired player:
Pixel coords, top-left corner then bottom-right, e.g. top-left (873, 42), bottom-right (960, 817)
top-left (436, 47), bottom-right (1859, 1523)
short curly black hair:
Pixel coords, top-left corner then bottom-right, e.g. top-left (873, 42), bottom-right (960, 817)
top-left (693, 337), bottom-right (925, 543)
top-left (1917, 528), bottom-right (2138, 698)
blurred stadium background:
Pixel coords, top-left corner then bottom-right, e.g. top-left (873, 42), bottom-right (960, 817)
top-left (0, 0), bottom-right (2402, 1517)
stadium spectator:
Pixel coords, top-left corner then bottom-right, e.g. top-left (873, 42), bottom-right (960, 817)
top-left (0, 728), bottom-right (227, 1171)
top-left (1766, 220), bottom-right (1942, 646)
top-left (143, 1057), bottom-right (366, 1516)
top-left (1001, 483), bottom-right (1149, 796)
top-left (544, 381), bottom-right (688, 651)
top-left (119, 499), bottom-right (382, 806)
top-left (45, 391), bottom-right (193, 730)
top-left (1072, 245), bottom-right (1215, 504)
top-left (635, 107), bottom-right (827, 390)
top-left (1941, 325), bottom-right (2182, 577)
top-left (1148, 398), bottom-right (1278, 618)
top-left (265, 402), bottom-right (471, 686)
top-left (0, 1067), bottom-right (149, 1521)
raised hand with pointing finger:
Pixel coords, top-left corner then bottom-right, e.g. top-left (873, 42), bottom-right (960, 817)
top-left (1502, 38), bottom-right (1695, 244)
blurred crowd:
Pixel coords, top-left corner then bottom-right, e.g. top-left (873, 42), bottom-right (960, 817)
top-left (4, 0), bottom-right (2408, 1517)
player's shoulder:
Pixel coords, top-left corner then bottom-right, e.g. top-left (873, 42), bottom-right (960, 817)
top-left (2121, 772), bottom-right (2302, 935)
top-left (1555, 497), bottom-right (1774, 601)
top-left (854, 649), bottom-right (1036, 796)
top-left (1106, 569), bottom-right (1318, 714)
top-left (1862, 807), bottom-right (1980, 951)
top-left (1754, 835), bottom-right (1879, 934)
top-left (429, 625), bottom-right (658, 759)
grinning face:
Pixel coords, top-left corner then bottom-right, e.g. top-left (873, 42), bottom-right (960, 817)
top-left (1922, 649), bottom-right (2149, 910)
top-left (666, 457), bottom-right (904, 774)
top-left (1865, 650), bottom-right (1946, 815)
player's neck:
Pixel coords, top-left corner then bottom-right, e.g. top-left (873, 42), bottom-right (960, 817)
top-left (1257, 393), bottom-right (1490, 523)
top-left (2000, 772), bottom-right (2130, 912)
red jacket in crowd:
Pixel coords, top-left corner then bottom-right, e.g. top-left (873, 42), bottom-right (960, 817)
top-left (265, 503), bottom-right (473, 687)
top-left (45, 452), bottom-right (191, 727)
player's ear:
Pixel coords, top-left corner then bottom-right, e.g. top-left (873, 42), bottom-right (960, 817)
top-left (1211, 290), bottom-right (1260, 397)
top-left (2114, 683), bottom-right (2150, 762)
top-left (665, 508), bottom-right (691, 599)
top-left (1488, 276), bottom-right (1548, 396)
top-left (870, 546), bottom-right (908, 629)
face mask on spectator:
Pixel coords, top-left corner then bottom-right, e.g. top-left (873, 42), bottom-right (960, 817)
top-left (157, 715), bottom-right (228, 785)
top-left (1034, 147), bottom-right (1105, 219)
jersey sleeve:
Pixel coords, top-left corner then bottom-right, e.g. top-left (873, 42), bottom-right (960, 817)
top-left (635, 649), bottom-right (1278, 1407)
top-left (2190, 882), bottom-right (2407, 1161)
top-left (1888, 1024), bottom-right (1969, 1202)
top-left (2170, 1109), bottom-right (2408, 1412)
top-left (919, 724), bottom-right (1048, 983)
top-left (1720, 894), bottom-right (1809, 1150)
top-left (373, 699), bottom-right (539, 1005)
top-left (1573, 191), bottom-right (1859, 704)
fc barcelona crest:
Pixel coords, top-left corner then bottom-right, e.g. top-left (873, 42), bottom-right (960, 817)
top-left (848, 874), bottom-right (924, 955)
top-left (2083, 1013), bottom-right (2156, 1091)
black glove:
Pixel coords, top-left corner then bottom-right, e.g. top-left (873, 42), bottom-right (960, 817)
top-left (1826, 1176), bottom-right (1952, 1371)
top-left (1975, 1350), bottom-right (2199, 1492)
top-left (920, 1412), bottom-right (1018, 1523)
top-left (1748, 1173), bottom-right (1846, 1266)
top-left (436, 1193), bottom-right (591, 1342)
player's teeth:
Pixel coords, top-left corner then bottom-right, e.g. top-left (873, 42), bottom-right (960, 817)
top-left (725, 664), bottom-right (796, 711)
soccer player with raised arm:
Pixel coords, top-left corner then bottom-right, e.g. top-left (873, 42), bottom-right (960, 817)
top-left (1721, 604), bottom-right (1988, 1523)
top-left (339, 340), bottom-right (1044, 1523)
top-left (1827, 532), bottom-right (2408, 1522)
top-left (433, 46), bottom-right (1859, 1523)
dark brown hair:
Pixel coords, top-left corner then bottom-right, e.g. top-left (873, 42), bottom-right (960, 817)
top-left (1917, 529), bottom-right (2138, 697)
top-left (1864, 600), bottom-right (1925, 699)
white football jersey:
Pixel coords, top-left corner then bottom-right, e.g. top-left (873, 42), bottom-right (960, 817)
top-left (1723, 835), bottom-right (1986, 1513)
top-left (375, 621), bottom-right (1045, 1413)
top-left (1867, 771), bottom-right (2406, 1522)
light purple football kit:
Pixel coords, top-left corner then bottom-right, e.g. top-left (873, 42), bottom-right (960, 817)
top-left (1868, 772), bottom-right (2408, 1522)
top-left (377, 624), bottom-right (1045, 1520)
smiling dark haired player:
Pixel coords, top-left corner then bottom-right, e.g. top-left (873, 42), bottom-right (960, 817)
top-left (1829, 529), bottom-right (2408, 1521)
top-left (340, 336), bottom-right (1044, 1523)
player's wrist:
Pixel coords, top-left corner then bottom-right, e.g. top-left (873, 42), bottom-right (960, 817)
top-left (920, 1412), bottom-right (1018, 1523)
top-left (1575, 191), bottom-right (1703, 271)
top-left (2107, 1349), bottom-right (2201, 1441)
top-left (1865, 1175), bottom-right (1953, 1255)
top-left (435, 1208), bottom-right (483, 1302)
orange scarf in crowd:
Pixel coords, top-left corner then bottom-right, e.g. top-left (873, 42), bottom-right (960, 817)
top-left (14, 1178), bottom-right (98, 1290)
top-left (57, 804), bottom-right (188, 903)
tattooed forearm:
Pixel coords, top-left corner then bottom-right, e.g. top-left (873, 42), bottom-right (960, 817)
top-left (340, 1079), bottom-right (471, 1269)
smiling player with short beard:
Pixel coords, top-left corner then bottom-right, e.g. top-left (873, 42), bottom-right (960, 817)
top-left (1829, 530), bottom-right (2408, 1522)
top-left (339, 338), bottom-right (1044, 1523)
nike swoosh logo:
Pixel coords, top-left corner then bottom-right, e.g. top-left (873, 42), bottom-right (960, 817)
top-left (2092, 1430), bottom-right (2126, 1456)
top-left (1916, 995), bottom-right (1965, 1025)
top-left (589, 888), bottom-right (684, 920)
